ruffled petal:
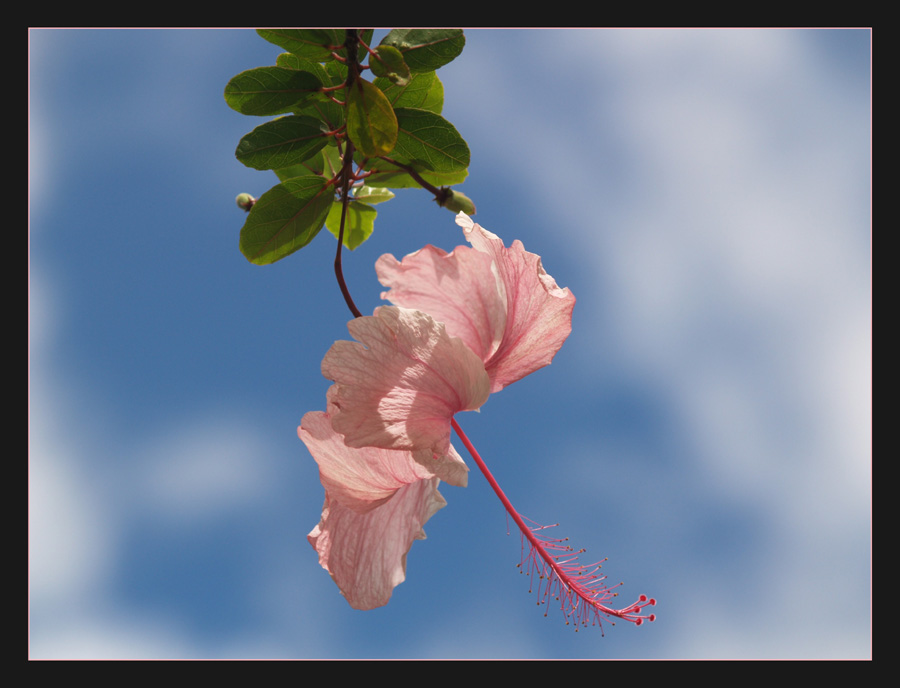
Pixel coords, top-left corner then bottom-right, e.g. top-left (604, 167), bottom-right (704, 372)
top-left (455, 213), bottom-right (576, 392)
top-left (299, 410), bottom-right (468, 513)
top-left (301, 411), bottom-right (466, 610)
top-left (307, 477), bottom-right (447, 610)
top-left (376, 245), bottom-right (506, 364)
top-left (322, 306), bottom-right (490, 458)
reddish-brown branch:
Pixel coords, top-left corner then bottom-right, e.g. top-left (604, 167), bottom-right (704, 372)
top-left (333, 30), bottom-right (364, 320)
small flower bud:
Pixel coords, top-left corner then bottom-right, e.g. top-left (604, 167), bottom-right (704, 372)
top-left (441, 189), bottom-right (476, 215)
top-left (235, 193), bottom-right (256, 212)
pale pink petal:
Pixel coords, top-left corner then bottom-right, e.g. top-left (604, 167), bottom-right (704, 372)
top-left (299, 411), bottom-right (467, 514)
top-left (455, 212), bottom-right (575, 392)
top-left (407, 443), bottom-right (468, 488)
top-left (376, 246), bottom-right (506, 363)
top-left (322, 306), bottom-right (490, 458)
top-left (320, 385), bottom-right (469, 487)
top-left (301, 411), bottom-right (466, 609)
top-left (321, 386), bottom-right (469, 487)
top-left (308, 477), bottom-right (447, 610)
top-left (300, 411), bottom-right (427, 512)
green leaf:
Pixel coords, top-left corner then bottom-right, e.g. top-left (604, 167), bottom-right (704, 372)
top-left (374, 71), bottom-right (443, 113)
top-left (356, 30), bottom-right (374, 62)
top-left (224, 67), bottom-right (322, 116)
top-left (390, 107), bottom-right (470, 173)
top-left (355, 107), bottom-right (470, 189)
top-left (325, 200), bottom-right (376, 250)
top-left (286, 55), bottom-right (346, 97)
top-left (257, 29), bottom-right (344, 61)
top-left (379, 29), bottom-right (465, 72)
top-left (275, 145), bottom-right (343, 182)
top-left (239, 176), bottom-right (333, 265)
top-left (361, 164), bottom-right (468, 189)
top-left (323, 59), bottom-right (348, 88)
top-left (292, 97), bottom-right (344, 132)
top-left (280, 52), bottom-right (345, 88)
top-left (275, 53), bottom-right (331, 84)
top-left (346, 78), bottom-right (398, 157)
top-left (353, 185), bottom-right (394, 204)
top-left (235, 115), bottom-right (329, 171)
top-left (369, 45), bottom-right (411, 86)
top-left (272, 54), bottom-right (344, 127)
top-left (274, 159), bottom-right (319, 183)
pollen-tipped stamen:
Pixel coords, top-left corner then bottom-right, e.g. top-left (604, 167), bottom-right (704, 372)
top-left (517, 516), bottom-right (656, 632)
top-left (451, 417), bottom-right (656, 633)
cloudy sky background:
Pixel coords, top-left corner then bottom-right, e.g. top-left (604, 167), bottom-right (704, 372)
top-left (29, 29), bottom-right (871, 659)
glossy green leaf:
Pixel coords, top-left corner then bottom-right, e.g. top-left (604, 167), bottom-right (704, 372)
top-left (257, 29), bottom-right (344, 61)
top-left (360, 163), bottom-right (468, 189)
top-left (390, 107), bottom-right (469, 173)
top-left (235, 115), bottom-right (329, 171)
top-left (239, 176), bottom-right (333, 265)
top-left (323, 59), bottom-right (348, 88)
top-left (355, 107), bottom-right (469, 188)
top-left (271, 54), bottom-right (344, 127)
top-left (278, 52), bottom-right (344, 91)
top-left (370, 45), bottom-right (410, 86)
top-left (346, 78), bottom-right (398, 157)
top-left (374, 71), bottom-right (443, 113)
top-left (291, 97), bottom-right (344, 131)
top-left (275, 53), bottom-right (331, 84)
top-left (225, 67), bottom-right (322, 116)
top-left (353, 185), bottom-right (394, 204)
top-left (325, 200), bottom-right (377, 250)
top-left (379, 29), bottom-right (465, 73)
top-left (320, 145), bottom-right (344, 176)
top-left (356, 30), bottom-right (374, 62)
top-left (275, 158), bottom-right (319, 183)
top-left (275, 145), bottom-right (343, 182)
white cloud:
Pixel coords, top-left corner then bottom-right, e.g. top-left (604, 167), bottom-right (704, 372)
top-left (455, 29), bottom-right (870, 657)
top-left (133, 418), bottom-right (275, 525)
top-left (29, 273), bottom-right (294, 657)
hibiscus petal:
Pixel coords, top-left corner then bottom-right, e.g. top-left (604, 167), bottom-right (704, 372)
top-left (301, 411), bottom-right (466, 609)
top-left (455, 212), bottom-right (576, 391)
top-left (307, 477), bottom-right (447, 610)
top-left (299, 410), bottom-right (467, 516)
top-left (376, 245), bottom-right (506, 364)
top-left (322, 306), bottom-right (490, 458)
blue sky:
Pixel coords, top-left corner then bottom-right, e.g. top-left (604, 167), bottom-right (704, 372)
top-left (29, 29), bottom-right (871, 659)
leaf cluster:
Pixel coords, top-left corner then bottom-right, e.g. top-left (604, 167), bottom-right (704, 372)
top-left (225, 29), bottom-right (472, 265)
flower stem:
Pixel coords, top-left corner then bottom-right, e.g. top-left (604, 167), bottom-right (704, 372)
top-left (334, 137), bottom-right (362, 320)
top-left (333, 30), bottom-right (363, 320)
top-left (450, 417), bottom-right (656, 631)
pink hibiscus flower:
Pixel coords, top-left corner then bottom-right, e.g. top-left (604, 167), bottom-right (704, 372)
top-left (303, 214), bottom-right (578, 610)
